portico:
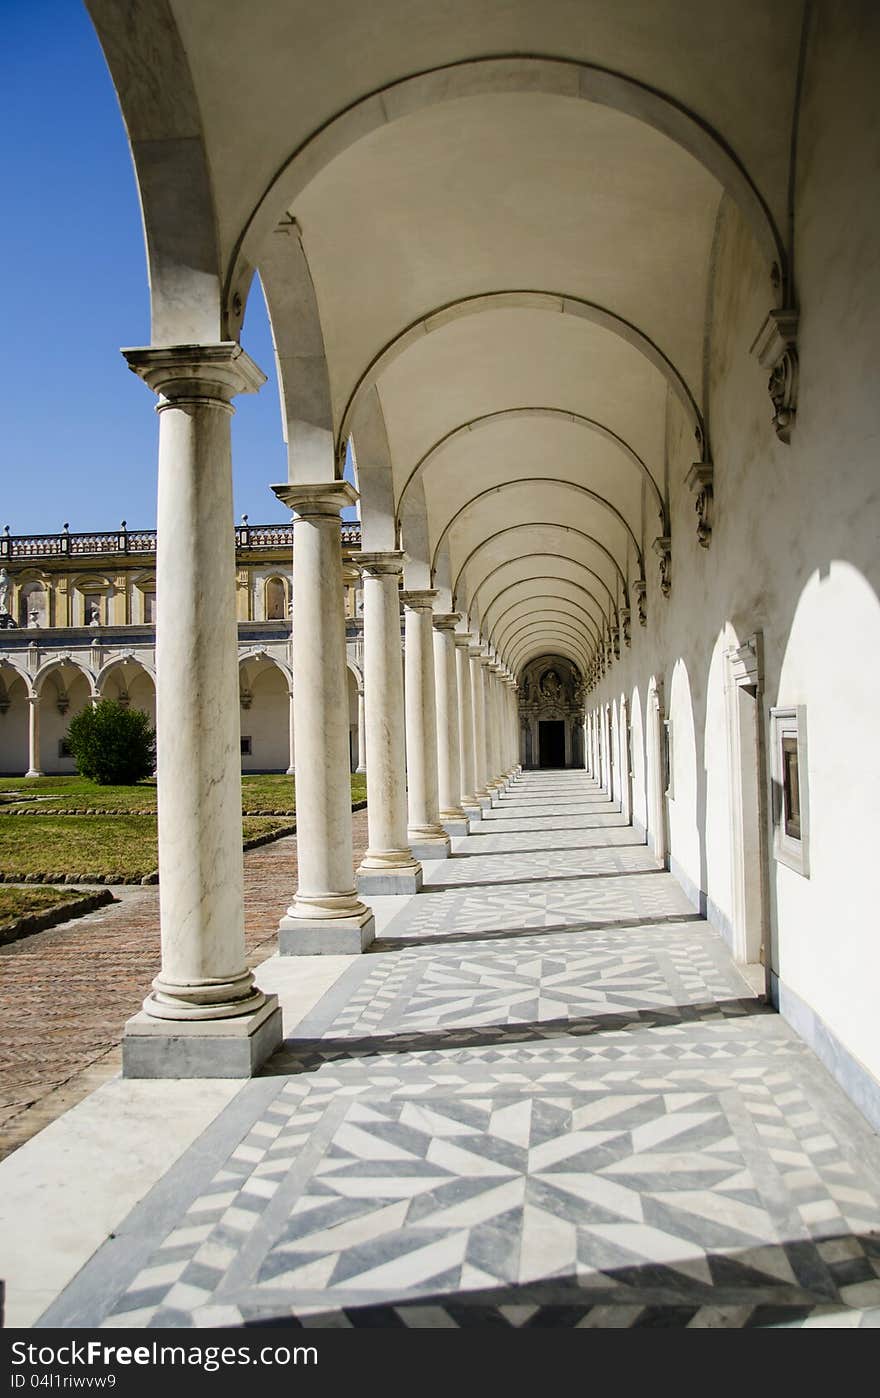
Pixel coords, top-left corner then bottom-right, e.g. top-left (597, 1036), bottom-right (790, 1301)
top-left (73, 0), bottom-right (880, 1151)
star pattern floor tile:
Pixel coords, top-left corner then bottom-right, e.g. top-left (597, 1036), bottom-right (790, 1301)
top-left (37, 774), bottom-right (880, 1330)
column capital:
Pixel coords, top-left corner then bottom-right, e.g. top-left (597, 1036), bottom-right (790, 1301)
top-left (357, 549), bottom-right (405, 578)
top-left (122, 343), bottom-right (266, 404)
top-left (400, 589), bottom-right (437, 611)
top-left (454, 632), bottom-right (473, 649)
top-left (431, 612), bottom-right (460, 632)
top-left (272, 481), bottom-right (358, 518)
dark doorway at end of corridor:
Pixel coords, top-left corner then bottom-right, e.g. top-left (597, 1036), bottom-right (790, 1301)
top-left (539, 720), bottom-right (565, 767)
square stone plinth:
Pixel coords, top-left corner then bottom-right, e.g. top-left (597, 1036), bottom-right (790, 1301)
top-left (122, 997), bottom-right (283, 1079)
top-left (441, 817), bottom-right (470, 838)
top-left (356, 866), bottom-right (423, 896)
top-left (280, 912), bottom-right (376, 955)
top-left (462, 803), bottom-right (483, 822)
top-left (408, 838), bottom-right (451, 861)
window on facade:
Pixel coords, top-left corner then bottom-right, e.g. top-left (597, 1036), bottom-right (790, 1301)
top-left (771, 707), bottom-right (809, 877)
top-left (265, 578), bottom-right (286, 621)
top-left (19, 586), bottom-right (47, 627)
top-left (58, 738), bottom-right (72, 758)
top-left (662, 719), bottom-right (674, 798)
top-left (240, 736), bottom-right (252, 756)
top-left (782, 736), bottom-right (801, 840)
top-left (143, 591), bottom-right (157, 624)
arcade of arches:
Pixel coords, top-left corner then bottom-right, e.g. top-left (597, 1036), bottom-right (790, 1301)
top-left (76, 0), bottom-right (879, 1143)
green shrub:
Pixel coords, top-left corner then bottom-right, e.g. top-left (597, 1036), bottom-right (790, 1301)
top-left (66, 700), bottom-right (156, 785)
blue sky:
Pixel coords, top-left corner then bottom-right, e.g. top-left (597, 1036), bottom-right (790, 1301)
top-left (1, 0), bottom-right (305, 535)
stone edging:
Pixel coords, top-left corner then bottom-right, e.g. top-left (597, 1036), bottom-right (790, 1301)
top-left (0, 802), bottom-right (366, 887)
top-left (0, 888), bottom-right (115, 947)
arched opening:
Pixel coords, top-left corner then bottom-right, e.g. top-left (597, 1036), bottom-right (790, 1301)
top-left (264, 575), bottom-right (288, 621)
top-left (518, 654), bottom-right (584, 770)
top-left (239, 657), bottom-right (290, 772)
top-left (0, 666), bottom-right (29, 775)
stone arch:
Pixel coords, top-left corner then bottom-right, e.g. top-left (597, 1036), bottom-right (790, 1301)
top-left (228, 55), bottom-right (784, 341)
top-left (471, 556), bottom-right (617, 632)
top-left (452, 523), bottom-right (628, 623)
top-left (396, 406), bottom-right (666, 533)
top-left (430, 477), bottom-right (644, 579)
top-left (85, 0), bottom-right (224, 343)
top-left (340, 290), bottom-right (705, 456)
top-left (97, 656), bottom-right (157, 726)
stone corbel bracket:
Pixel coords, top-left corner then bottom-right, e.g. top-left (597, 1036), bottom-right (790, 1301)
top-left (619, 607), bottom-right (632, 648)
top-left (632, 579), bottom-right (647, 627)
top-left (751, 310), bottom-right (799, 444)
top-left (652, 536), bottom-right (672, 598)
top-left (685, 461), bottom-right (714, 548)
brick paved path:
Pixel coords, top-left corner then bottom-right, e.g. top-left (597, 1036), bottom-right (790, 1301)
top-left (0, 811), bottom-right (370, 1160)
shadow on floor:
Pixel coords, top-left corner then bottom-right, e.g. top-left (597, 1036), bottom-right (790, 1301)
top-left (422, 867), bottom-right (666, 893)
top-left (263, 995), bottom-right (773, 1074)
top-left (236, 1229), bottom-right (880, 1329)
top-left (371, 912), bottom-right (706, 952)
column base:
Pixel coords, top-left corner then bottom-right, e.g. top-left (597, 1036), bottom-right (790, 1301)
top-left (439, 809), bottom-right (470, 838)
top-left (280, 904), bottom-right (375, 954)
top-left (122, 996), bottom-right (283, 1079)
top-left (461, 801), bottom-right (482, 822)
top-left (357, 862), bottom-right (423, 896)
top-left (25, 770), bottom-right (43, 779)
top-left (475, 794), bottom-right (492, 812)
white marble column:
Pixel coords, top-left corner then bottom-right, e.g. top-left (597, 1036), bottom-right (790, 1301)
top-left (120, 344), bottom-right (281, 1077)
top-left (455, 633), bottom-right (481, 820)
top-left (273, 481), bottom-right (375, 952)
top-left (355, 687), bottom-right (367, 774)
top-left (480, 656), bottom-right (500, 801)
top-left (469, 645), bottom-right (492, 811)
top-left (356, 553), bottom-right (422, 895)
top-left (504, 676), bottom-right (519, 777)
top-left (286, 686), bottom-right (296, 776)
top-left (25, 694), bottom-right (42, 777)
top-left (486, 662), bottom-right (506, 798)
top-left (433, 612), bottom-right (469, 836)
top-left (401, 590), bottom-right (450, 860)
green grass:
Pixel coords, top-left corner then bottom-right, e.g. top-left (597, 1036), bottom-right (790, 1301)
top-left (0, 773), bottom-right (368, 815)
top-left (0, 885), bottom-right (82, 925)
top-left (0, 815), bottom-right (296, 881)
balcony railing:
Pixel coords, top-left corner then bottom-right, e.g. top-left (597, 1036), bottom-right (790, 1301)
top-left (0, 520), bottom-right (362, 560)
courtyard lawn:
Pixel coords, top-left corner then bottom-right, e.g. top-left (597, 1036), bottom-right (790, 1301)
top-left (0, 773), bottom-right (367, 815)
top-left (0, 815), bottom-right (296, 882)
top-left (0, 885), bottom-right (83, 926)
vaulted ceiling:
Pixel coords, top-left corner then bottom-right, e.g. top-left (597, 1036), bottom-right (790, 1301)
top-left (88, 0), bottom-right (807, 678)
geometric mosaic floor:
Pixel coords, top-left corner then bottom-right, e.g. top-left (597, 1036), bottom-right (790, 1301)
top-left (38, 774), bottom-right (880, 1328)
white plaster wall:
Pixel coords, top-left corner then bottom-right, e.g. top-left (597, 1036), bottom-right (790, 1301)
top-left (41, 674), bottom-right (92, 775)
top-left (240, 665), bottom-right (289, 772)
top-left (0, 677), bottom-right (29, 775)
top-left (703, 627), bottom-right (735, 939)
top-left (629, 683), bottom-right (647, 834)
top-left (586, 6), bottom-right (880, 1097)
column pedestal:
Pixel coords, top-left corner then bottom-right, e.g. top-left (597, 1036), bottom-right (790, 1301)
top-left (120, 343), bottom-right (282, 1076)
top-left (356, 553), bottom-right (423, 896)
top-left (273, 481), bottom-right (375, 953)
